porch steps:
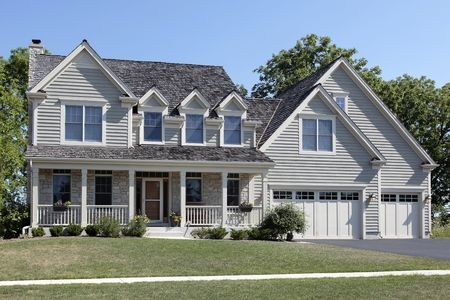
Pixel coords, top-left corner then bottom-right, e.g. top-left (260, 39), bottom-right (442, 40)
top-left (144, 226), bottom-right (193, 239)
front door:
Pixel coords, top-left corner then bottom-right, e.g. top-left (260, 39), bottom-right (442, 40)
top-left (142, 179), bottom-right (163, 223)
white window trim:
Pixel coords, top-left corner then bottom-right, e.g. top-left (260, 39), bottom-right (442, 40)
top-left (271, 189), bottom-right (361, 202)
top-left (220, 113), bottom-right (245, 147)
top-left (181, 110), bottom-right (207, 146)
top-left (332, 92), bottom-right (349, 113)
top-left (94, 173), bottom-right (113, 205)
top-left (299, 114), bottom-right (336, 155)
top-left (60, 100), bottom-right (106, 146)
top-left (140, 107), bottom-right (166, 145)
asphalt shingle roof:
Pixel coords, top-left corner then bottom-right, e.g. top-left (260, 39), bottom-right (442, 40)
top-left (245, 98), bottom-right (281, 142)
top-left (257, 59), bottom-right (338, 147)
top-left (26, 145), bottom-right (274, 163)
top-left (30, 54), bottom-right (237, 113)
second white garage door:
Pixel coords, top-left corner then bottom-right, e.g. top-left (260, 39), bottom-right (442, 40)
top-left (380, 194), bottom-right (420, 238)
top-left (273, 191), bottom-right (361, 239)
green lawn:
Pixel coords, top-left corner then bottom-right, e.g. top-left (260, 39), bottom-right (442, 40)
top-left (1, 237), bottom-right (450, 280)
top-left (1, 276), bottom-right (450, 299)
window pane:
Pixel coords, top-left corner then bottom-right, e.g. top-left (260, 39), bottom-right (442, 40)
top-left (53, 175), bottom-right (71, 203)
top-left (65, 106), bottom-right (83, 141)
top-left (85, 124), bottom-right (102, 142)
top-left (186, 114), bottom-right (203, 143)
top-left (95, 176), bottom-right (112, 205)
top-left (227, 179), bottom-right (240, 206)
top-left (318, 120), bottom-right (332, 151)
top-left (224, 116), bottom-right (241, 144)
top-left (302, 119), bottom-right (316, 151)
top-left (336, 97), bottom-right (346, 110)
top-left (144, 112), bottom-right (162, 142)
top-left (85, 107), bottom-right (102, 124)
top-left (186, 178), bottom-right (201, 202)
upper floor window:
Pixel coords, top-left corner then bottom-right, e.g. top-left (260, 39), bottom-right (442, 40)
top-left (186, 114), bottom-right (203, 144)
top-left (65, 105), bottom-right (102, 143)
top-left (301, 117), bottom-right (334, 153)
top-left (335, 96), bottom-right (346, 111)
top-left (224, 116), bottom-right (241, 145)
top-left (144, 112), bottom-right (162, 142)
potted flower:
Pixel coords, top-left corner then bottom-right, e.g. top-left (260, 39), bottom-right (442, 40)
top-left (53, 200), bottom-right (71, 212)
top-left (239, 201), bottom-right (253, 213)
top-left (169, 211), bottom-right (182, 227)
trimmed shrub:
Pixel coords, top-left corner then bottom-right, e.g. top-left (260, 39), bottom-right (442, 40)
top-left (66, 224), bottom-right (83, 236)
top-left (85, 224), bottom-right (100, 237)
top-left (49, 225), bottom-right (64, 237)
top-left (191, 227), bottom-right (227, 239)
top-left (230, 229), bottom-right (248, 240)
top-left (260, 203), bottom-right (306, 240)
top-left (247, 227), bottom-right (273, 240)
top-left (31, 227), bottom-right (45, 237)
top-left (122, 215), bottom-right (149, 237)
top-left (98, 217), bottom-right (121, 238)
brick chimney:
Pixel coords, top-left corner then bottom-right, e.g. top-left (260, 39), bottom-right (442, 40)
top-left (28, 39), bottom-right (44, 87)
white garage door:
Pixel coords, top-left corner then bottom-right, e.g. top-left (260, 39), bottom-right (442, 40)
top-left (381, 194), bottom-right (420, 238)
top-left (273, 190), bottom-right (361, 239)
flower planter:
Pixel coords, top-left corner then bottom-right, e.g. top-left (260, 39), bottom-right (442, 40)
top-left (53, 206), bottom-right (68, 212)
top-left (239, 206), bottom-right (253, 213)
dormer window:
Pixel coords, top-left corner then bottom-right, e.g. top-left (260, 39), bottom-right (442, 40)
top-left (186, 114), bottom-right (204, 144)
top-left (224, 116), bottom-right (241, 145)
top-left (143, 112), bottom-right (162, 142)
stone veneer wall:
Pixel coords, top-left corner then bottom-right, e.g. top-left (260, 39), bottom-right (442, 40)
top-left (39, 169), bottom-right (81, 205)
top-left (171, 172), bottom-right (181, 214)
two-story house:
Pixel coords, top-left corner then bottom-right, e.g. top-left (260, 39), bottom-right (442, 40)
top-left (26, 40), bottom-right (437, 239)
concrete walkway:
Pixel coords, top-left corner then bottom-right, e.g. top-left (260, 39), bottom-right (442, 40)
top-left (1, 270), bottom-right (450, 286)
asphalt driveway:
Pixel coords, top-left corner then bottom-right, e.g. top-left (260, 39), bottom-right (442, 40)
top-left (305, 239), bottom-right (450, 261)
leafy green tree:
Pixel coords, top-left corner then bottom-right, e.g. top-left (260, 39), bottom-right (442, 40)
top-left (0, 48), bottom-right (29, 238)
top-left (251, 34), bottom-right (382, 98)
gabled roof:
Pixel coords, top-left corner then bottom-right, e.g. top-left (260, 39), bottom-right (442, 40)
top-left (29, 47), bottom-right (236, 113)
top-left (245, 98), bottom-right (281, 142)
top-left (29, 40), bottom-right (135, 98)
top-left (257, 59), bottom-right (339, 147)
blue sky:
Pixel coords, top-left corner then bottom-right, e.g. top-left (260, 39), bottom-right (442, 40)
top-left (1, 0), bottom-right (450, 92)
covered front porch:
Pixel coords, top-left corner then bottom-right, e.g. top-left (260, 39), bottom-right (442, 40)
top-left (30, 164), bottom-right (270, 228)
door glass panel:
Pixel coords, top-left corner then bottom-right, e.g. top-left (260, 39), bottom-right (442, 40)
top-left (145, 181), bottom-right (160, 199)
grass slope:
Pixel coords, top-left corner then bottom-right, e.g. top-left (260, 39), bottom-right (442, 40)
top-left (1, 276), bottom-right (450, 299)
top-left (1, 237), bottom-right (450, 280)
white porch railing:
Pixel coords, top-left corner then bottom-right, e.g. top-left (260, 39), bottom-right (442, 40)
top-left (186, 205), bottom-right (222, 225)
top-left (37, 205), bottom-right (81, 226)
top-left (87, 205), bottom-right (129, 225)
top-left (226, 206), bottom-right (263, 227)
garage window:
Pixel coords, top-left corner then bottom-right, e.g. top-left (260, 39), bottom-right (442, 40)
top-left (381, 194), bottom-right (396, 202)
top-left (273, 191), bottom-right (292, 200)
top-left (399, 194), bottom-right (418, 202)
top-left (296, 191), bottom-right (314, 200)
top-left (340, 192), bottom-right (359, 201)
top-left (319, 192), bottom-right (337, 200)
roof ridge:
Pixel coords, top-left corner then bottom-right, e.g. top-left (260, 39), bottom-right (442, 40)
top-left (37, 53), bottom-right (224, 69)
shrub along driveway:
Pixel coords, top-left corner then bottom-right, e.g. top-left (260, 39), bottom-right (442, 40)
top-left (305, 239), bottom-right (450, 261)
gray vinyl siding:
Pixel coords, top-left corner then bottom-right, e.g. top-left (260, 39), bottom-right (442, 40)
top-left (264, 96), bottom-right (379, 234)
top-left (206, 128), bottom-right (218, 146)
top-left (36, 51), bottom-right (128, 146)
top-left (165, 127), bottom-right (180, 146)
top-left (243, 130), bottom-right (253, 147)
top-left (322, 67), bottom-right (427, 189)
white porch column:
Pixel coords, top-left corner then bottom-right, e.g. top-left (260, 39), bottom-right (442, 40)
top-left (221, 172), bottom-right (228, 226)
top-left (261, 172), bottom-right (268, 215)
top-left (81, 168), bottom-right (87, 226)
top-left (128, 169), bottom-right (135, 222)
top-left (180, 171), bottom-right (186, 227)
top-left (31, 167), bottom-right (39, 227)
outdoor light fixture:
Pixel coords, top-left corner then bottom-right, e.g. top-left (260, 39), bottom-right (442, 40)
top-left (425, 196), bottom-right (432, 204)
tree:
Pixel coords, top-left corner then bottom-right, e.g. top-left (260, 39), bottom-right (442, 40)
top-left (251, 34), bottom-right (382, 98)
top-left (235, 84), bottom-right (248, 97)
top-left (0, 48), bottom-right (29, 238)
